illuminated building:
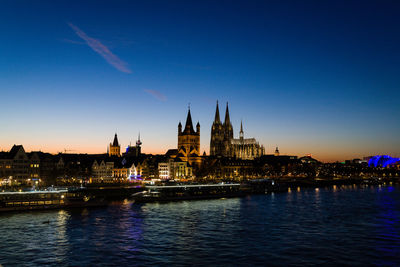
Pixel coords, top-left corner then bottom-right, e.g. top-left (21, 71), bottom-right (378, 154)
top-left (113, 158), bottom-right (140, 182)
top-left (0, 145), bottom-right (41, 186)
top-left (177, 108), bottom-right (202, 166)
top-left (91, 160), bottom-right (114, 183)
top-left (158, 162), bottom-right (170, 180)
top-left (210, 102), bottom-right (264, 160)
top-left (108, 133), bottom-right (121, 157)
top-left (368, 155), bottom-right (400, 168)
top-left (171, 160), bottom-right (193, 180)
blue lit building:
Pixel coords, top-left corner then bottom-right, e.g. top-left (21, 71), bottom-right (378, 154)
top-left (368, 155), bottom-right (400, 168)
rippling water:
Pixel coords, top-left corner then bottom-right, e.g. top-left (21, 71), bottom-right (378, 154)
top-left (1, 184), bottom-right (400, 266)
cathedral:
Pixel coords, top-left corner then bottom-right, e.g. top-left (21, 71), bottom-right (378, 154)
top-left (210, 102), bottom-right (265, 160)
top-left (177, 108), bottom-right (203, 166)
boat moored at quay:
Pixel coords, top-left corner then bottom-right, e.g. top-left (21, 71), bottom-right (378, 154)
top-left (132, 183), bottom-right (244, 203)
top-left (0, 187), bottom-right (107, 212)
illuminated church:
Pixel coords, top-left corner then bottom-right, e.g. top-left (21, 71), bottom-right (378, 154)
top-left (210, 102), bottom-right (264, 160)
top-left (108, 133), bottom-right (121, 157)
top-left (177, 108), bottom-right (203, 166)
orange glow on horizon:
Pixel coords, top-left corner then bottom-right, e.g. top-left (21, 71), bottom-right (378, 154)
top-left (0, 141), bottom-right (391, 163)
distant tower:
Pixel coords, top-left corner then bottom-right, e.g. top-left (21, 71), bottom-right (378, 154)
top-left (124, 132), bottom-right (142, 157)
top-left (274, 146), bottom-right (280, 156)
top-left (109, 133), bottom-right (121, 157)
top-left (239, 121), bottom-right (244, 141)
top-left (135, 132), bottom-right (142, 157)
top-left (178, 107), bottom-right (202, 166)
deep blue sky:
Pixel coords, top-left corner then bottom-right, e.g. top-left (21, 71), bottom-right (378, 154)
top-left (1, 0), bottom-right (399, 161)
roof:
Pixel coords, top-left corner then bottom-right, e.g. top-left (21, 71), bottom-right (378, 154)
top-left (9, 145), bottom-right (24, 158)
top-left (112, 133), bottom-right (119, 146)
top-left (231, 138), bottom-right (257, 145)
top-left (183, 109), bottom-right (196, 134)
top-left (165, 149), bottom-right (178, 157)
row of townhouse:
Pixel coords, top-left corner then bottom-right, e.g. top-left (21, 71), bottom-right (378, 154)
top-left (0, 145), bottom-right (41, 186)
top-left (0, 145), bottom-right (107, 186)
top-left (91, 155), bottom-right (195, 183)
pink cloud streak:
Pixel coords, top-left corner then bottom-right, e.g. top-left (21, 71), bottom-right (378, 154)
top-left (144, 89), bottom-right (167, 101)
top-left (68, 23), bottom-right (131, 73)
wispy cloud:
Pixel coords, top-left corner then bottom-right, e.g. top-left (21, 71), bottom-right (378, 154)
top-left (68, 23), bottom-right (131, 73)
top-left (144, 89), bottom-right (167, 102)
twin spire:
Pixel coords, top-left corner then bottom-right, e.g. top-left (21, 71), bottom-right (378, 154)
top-left (214, 101), bottom-right (221, 123)
top-left (214, 101), bottom-right (231, 125)
top-left (224, 102), bottom-right (230, 125)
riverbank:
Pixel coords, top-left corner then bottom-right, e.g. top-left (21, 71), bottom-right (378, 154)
top-left (1, 177), bottom-right (399, 211)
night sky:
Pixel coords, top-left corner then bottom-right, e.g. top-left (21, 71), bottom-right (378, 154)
top-left (1, 0), bottom-right (399, 162)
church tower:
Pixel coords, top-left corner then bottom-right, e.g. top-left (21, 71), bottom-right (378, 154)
top-left (274, 146), bottom-right (280, 156)
top-left (109, 133), bottom-right (121, 157)
top-left (210, 101), bottom-right (224, 156)
top-left (178, 108), bottom-right (202, 166)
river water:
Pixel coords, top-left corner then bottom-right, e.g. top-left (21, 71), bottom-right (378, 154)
top-left (1, 184), bottom-right (400, 266)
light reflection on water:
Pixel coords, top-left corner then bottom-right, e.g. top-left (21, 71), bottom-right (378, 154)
top-left (0, 185), bottom-right (400, 266)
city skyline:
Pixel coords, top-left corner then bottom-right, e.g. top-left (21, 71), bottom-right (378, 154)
top-left (1, 0), bottom-right (399, 162)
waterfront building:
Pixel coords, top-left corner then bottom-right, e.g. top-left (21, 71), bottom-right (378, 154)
top-left (171, 159), bottom-right (193, 180)
top-left (200, 157), bottom-right (257, 180)
top-left (0, 145), bottom-right (36, 186)
top-left (91, 160), bottom-right (114, 183)
top-left (108, 133), bottom-right (121, 157)
top-left (34, 152), bottom-right (56, 185)
top-left (113, 160), bottom-right (138, 182)
top-left (0, 152), bottom-right (13, 185)
top-left (158, 162), bottom-right (170, 180)
top-left (28, 152), bottom-right (40, 182)
top-left (177, 108), bottom-right (202, 166)
top-left (210, 102), bottom-right (265, 160)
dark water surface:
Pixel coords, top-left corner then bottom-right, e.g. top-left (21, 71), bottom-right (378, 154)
top-left (1, 184), bottom-right (400, 266)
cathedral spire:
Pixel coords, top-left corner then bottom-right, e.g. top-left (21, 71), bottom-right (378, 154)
top-left (224, 102), bottom-right (231, 125)
top-left (214, 101), bottom-right (221, 123)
